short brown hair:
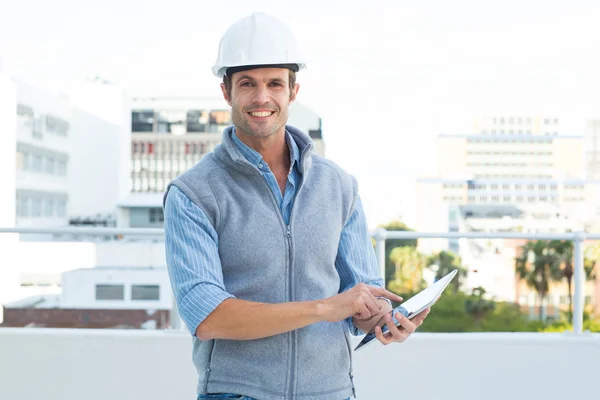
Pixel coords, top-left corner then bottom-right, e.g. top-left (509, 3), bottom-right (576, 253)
top-left (223, 69), bottom-right (297, 99)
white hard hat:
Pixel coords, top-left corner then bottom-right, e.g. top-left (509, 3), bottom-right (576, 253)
top-left (212, 12), bottom-right (306, 78)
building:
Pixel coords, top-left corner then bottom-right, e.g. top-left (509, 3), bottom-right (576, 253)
top-left (472, 115), bottom-right (562, 136)
top-left (1, 266), bottom-right (171, 329)
top-left (0, 69), bottom-right (129, 319)
top-left (416, 115), bottom-right (600, 248)
top-left (117, 96), bottom-right (324, 228)
top-left (0, 71), bottom-right (130, 230)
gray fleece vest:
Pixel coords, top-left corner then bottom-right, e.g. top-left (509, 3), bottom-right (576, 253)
top-left (166, 125), bottom-right (359, 400)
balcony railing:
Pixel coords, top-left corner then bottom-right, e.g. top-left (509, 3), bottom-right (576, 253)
top-left (0, 227), bottom-right (596, 334)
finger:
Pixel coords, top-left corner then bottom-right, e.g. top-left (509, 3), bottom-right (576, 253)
top-left (413, 308), bottom-right (431, 325)
top-left (364, 296), bottom-right (381, 316)
top-left (374, 325), bottom-right (393, 346)
top-left (384, 314), bottom-right (408, 342)
top-left (356, 304), bottom-right (371, 320)
top-left (364, 289), bottom-right (382, 312)
top-left (395, 312), bottom-right (416, 334)
top-left (368, 287), bottom-right (403, 302)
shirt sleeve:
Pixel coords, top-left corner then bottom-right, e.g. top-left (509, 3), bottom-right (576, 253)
top-left (334, 196), bottom-right (384, 336)
top-left (164, 185), bottom-right (235, 336)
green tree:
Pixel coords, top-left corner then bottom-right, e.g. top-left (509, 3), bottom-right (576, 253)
top-left (387, 246), bottom-right (426, 294)
top-left (515, 240), bottom-right (562, 320)
top-left (550, 240), bottom-right (597, 321)
top-left (377, 220), bottom-right (417, 287)
top-left (464, 287), bottom-right (496, 329)
top-left (426, 250), bottom-right (468, 293)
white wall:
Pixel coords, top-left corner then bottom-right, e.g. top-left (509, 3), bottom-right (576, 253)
top-left (68, 81), bottom-right (131, 219)
top-left (95, 241), bottom-right (166, 267)
top-left (60, 267), bottom-right (171, 310)
top-left (0, 330), bottom-right (597, 400)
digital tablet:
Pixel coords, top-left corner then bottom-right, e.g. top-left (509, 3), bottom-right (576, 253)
top-left (354, 269), bottom-right (458, 351)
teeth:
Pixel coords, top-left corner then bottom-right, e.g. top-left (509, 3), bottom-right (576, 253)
top-left (250, 111), bottom-right (273, 117)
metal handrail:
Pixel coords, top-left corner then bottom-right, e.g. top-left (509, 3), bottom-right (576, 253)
top-left (0, 227), bottom-right (593, 334)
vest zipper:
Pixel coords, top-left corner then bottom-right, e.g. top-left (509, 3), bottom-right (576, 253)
top-left (286, 224), bottom-right (295, 400)
top-left (242, 147), bottom-right (310, 400)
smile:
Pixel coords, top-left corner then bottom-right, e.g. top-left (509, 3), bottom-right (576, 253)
top-left (248, 111), bottom-right (274, 117)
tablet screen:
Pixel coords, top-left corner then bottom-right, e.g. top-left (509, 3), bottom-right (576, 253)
top-left (353, 269), bottom-right (457, 351)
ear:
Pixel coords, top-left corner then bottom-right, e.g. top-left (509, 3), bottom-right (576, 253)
top-left (289, 83), bottom-right (300, 104)
top-left (220, 83), bottom-right (232, 106)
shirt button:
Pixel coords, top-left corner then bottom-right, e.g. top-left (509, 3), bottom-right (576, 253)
top-left (258, 163), bottom-right (263, 169)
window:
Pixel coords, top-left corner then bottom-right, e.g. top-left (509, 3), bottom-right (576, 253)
top-left (45, 115), bottom-right (69, 136)
top-left (45, 158), bottom-right (55, 174)
top-left (186, 110), bottom-right (209, 132)
top-left (132, 110), bottom-right (155, 132)
top-left (132, 285), bottom-right (160, 301)
top-left (209, 110), bottom-right (231, 133)
top-left (17, 197), bottom-right (28, 217)
top-left (156, 110), bottom-right (186, 134)
top-left (57, 200), bottom-right (66, 217)
top-left (32, 199), bottom-right (42, 217)
top-left (44, 200), bottom-right (54, 217)
top-left (33, 155), bottom-right (42, 172)
top-left (149, 208), bottom-right (164, 223)
top-left (57, 160), bottom-right (67, 176)
top-left (96, 284), bottom-right (125, 300)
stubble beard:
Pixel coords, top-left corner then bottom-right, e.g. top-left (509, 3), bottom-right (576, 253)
top-left (232, 105), bottom-right (287, 139)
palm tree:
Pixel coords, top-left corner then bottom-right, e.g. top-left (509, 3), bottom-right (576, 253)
top-left (515, 240), bottom-right (562, 320)
top-left (426, 250), bottom-right (468, 293)
top-left (464, 286), bottom-right (496, 329)
top-left (549, 240), bottom-right (598, 321)
top-left (388, 246), bottom-right (426, 294)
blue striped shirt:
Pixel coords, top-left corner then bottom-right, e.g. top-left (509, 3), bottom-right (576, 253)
top-left (164, 128), bottom-right (383, 337)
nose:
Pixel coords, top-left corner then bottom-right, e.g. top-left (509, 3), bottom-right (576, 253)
top-left (252, 84), bottom-right (270, 105)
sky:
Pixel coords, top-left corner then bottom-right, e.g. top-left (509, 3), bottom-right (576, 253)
top-left (1, 0), bottom-right (600, 228)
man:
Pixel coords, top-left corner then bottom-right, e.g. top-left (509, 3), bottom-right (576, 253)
top-left (163, 12), bottom-right (430, 400)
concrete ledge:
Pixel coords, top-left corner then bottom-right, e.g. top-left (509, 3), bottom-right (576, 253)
top-left (1, 329), bottom-right (598, 400)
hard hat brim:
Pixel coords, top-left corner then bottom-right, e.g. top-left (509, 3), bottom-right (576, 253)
top-left (224, 63), bottom-right (301, 77)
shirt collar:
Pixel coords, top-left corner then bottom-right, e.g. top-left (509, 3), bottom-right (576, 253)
top-left (231, 126), bottom-right (301, 172)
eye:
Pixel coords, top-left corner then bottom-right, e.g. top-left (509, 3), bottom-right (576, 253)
top-left (269, 82), bottom-right (283, 87)
top-left (240, 82), bottom-right (253, 87)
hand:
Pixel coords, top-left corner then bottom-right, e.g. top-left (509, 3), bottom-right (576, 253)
top-left (322, 284), bottom-right (403, 323)
top-left (352, 298), bottom-right (393, 333)
top-left (374, 307), bottom-right (430, 345)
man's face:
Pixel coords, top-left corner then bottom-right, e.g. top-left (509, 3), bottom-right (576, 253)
top-left (222, 68), bottom-right (298, 139)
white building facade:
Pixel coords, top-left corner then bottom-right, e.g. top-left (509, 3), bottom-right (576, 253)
top-left (416, 116), bottom-right (600, 241)
top-left (118, 96), bottom-right (324, 228)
